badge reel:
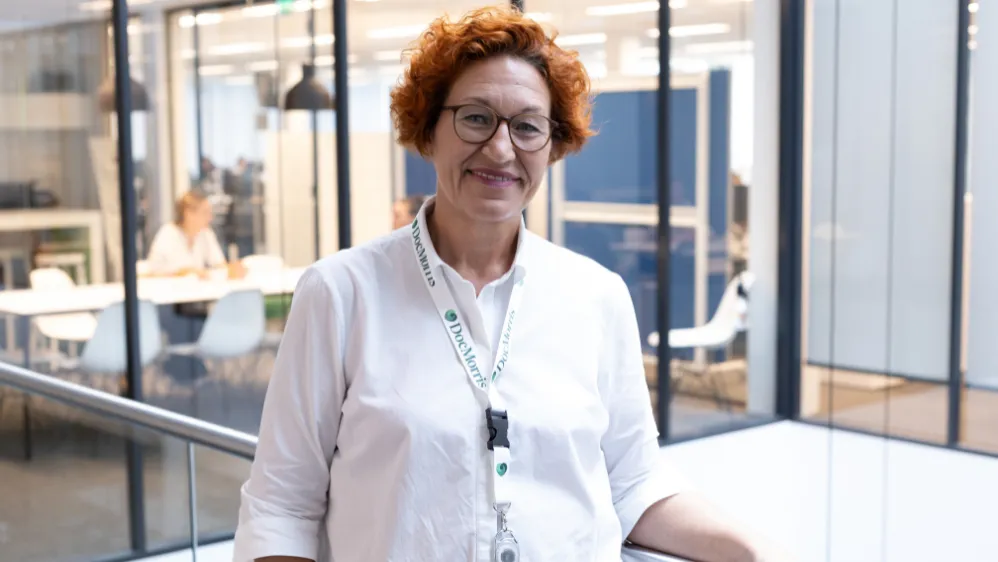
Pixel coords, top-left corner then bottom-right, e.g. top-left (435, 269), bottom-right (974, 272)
top-left (494, 507), bottom-right (520, 562)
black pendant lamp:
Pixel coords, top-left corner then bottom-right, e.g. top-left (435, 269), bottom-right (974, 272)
top-left (98, 75), bottom-right (150, 113)
top-left (284, 63), bottom-right (334, 110)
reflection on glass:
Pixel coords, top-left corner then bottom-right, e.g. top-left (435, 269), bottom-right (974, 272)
top-left (193, 444), bottom-right (251, 539)
top-left (0, 396), bottom-right (134, 561)
top-left (962, 0), bottom-right (998, 456)
top-left (544, 0), bottom-right (764, 439)
top-left (801, 0), bottom-right (958, 448)
top-left (563, 222), bottom-right (702, 351)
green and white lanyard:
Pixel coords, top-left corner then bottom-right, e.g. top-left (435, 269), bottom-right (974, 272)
top-left (409, 215), bottom-right (524, 540)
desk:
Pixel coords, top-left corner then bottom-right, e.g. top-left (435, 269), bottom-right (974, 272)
top-left (0, 268), bottom-right (304, 318)
top-left (0, 268), bottom-right (304, 459)
top-left (0, 209), bottom-right (106, 284)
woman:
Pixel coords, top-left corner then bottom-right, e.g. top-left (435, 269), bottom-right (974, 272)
top-left (235, 7), bottom-right (783, 562)
top-left (145, 189), bottom-right (244, 279)
top-left (392, 194), bottom-right (429, 229)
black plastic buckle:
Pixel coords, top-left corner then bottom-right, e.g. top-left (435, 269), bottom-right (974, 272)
top-left (486, 408), bottom-right (509, 451)
top-left (737, 281), bottom-right (749, 300)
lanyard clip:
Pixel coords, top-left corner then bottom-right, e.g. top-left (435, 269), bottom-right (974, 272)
top-left (494, 502), bottom-right (511, 531)
top-left (486, 407), bottom-right (509, 451)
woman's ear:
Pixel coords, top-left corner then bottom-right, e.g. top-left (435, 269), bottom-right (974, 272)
top-left (548, 142), bottom-right (564, 165)
top-left (422, 134), bottom-right (435, 158)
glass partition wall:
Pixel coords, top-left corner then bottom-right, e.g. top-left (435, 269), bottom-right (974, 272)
top-left (962, 0), bottom-right (998, 455)
top-left (800, 0), bottom-right (995, 456)
top-left (0, 0), bottom-right (787, 455)
top-left (168, 1), bottom-right (337, 266)
top-left (0, 1), bottom-right (789, 560)
top-left (527, 0), bottom-right (779, 441)
top-left (799, 0), bottom-right (998, 559)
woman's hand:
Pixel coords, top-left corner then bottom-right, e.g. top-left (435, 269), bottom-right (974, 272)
top-left (228, 260), bottom-right (247, 280)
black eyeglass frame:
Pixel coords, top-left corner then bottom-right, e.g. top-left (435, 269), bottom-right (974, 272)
top-left (441, 103), bottom-right (560, 153)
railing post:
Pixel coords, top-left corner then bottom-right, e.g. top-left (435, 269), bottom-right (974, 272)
top-left (332, 0), bottom-right (351, 250)
top-left (109, 0), bottom-right (147, 553)
top-left (188, 442), bottom-right (199, 562)
top-left (775, 0), bottom-right (805, 420)
top-left (656, 0), bottom-right (674, 440)
top-left (947, 0), bottom-right (972, 446)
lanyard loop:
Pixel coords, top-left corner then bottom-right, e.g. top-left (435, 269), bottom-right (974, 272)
top-left (410, 215), bottom-right (523, 512)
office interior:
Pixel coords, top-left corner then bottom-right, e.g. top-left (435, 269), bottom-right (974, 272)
top-left (0, 0), bottom-right (995, 561)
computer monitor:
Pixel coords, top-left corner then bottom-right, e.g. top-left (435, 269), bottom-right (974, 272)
top-left (0, 181), bottom-right (35, 209)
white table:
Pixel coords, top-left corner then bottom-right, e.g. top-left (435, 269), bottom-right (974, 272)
top-left (0, 268), bottom-right (305, 318)
top-left (0, 209), bottom-right (106, 284)
top-left (0, 268), bottom-right (304, 460)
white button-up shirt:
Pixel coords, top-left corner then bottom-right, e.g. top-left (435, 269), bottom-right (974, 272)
top-left (146, 222), bottom-right (226, 275)
top-left (234, 200), bottom-right (687, 562)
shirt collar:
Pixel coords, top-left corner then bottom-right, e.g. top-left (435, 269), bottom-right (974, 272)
top-left (411, 195), bottom-right (530, 281)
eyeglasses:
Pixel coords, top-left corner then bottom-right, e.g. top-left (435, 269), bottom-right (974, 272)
top-left (442, 104), bottom-right (557, 153)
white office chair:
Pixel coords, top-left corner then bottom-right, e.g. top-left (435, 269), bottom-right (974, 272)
top-left (22, 300), bottom-right (163, 453)
top-left (241, 254), bottom-right (284, 276)
top-left (34, 252), bottom-right (88, 285)
top-left (55, 299), bottom-right (163, 394)
top-left (647, 271), bottom-right (755, 410)
top-left (167, 289), bottom-right (265, 360)
top-left (165, 289), bottom-right (265, 417)
top-left (0, 247), bottom-right (29, 358)
top-left (29, 267), bottom-right (99, 353)
top-left (242, 254), bottom-right (286, 349)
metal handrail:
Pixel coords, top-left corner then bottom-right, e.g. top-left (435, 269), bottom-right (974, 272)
top-left (0, 360), bottom-right (256, 459)
top-left (0, 361), bottom-right (686, 562)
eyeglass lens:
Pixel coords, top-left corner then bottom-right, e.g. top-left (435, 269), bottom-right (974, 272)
top-left (453, 105), bottom-right (552, 151)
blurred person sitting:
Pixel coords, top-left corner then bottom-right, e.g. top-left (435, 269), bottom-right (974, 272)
top-left (146, 189), bottom-right (245, 280)
top-left (392, 194), bottom-right (429, 229)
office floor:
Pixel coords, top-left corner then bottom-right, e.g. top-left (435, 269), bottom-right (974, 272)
top-left (0, 396), bottom-right (249, 562)
top-left (669, 421), bottom-right (998, 562)
top-left (140, 421), bottom-right (998, 562)
top-left (802, 365), bottom-right (998, 453)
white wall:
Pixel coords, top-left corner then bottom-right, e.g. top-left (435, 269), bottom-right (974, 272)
top-left (806, 0), bottom-right (957, 382)
top-left (966, 1), bottom-right (998, 389)
top-left (262, 131), bottom-right (393, 268)
top-left (746, 0), bottom-right (779, 414)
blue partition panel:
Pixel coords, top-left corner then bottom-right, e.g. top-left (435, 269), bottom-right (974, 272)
top-left (561, 89), bottom-right (698, 206)
top-left (707, 69), bottom-right (732, 318)
top-left (405, 151), bottom-right (436, 196)
top-left (563, 222), bottom-right (695, 358)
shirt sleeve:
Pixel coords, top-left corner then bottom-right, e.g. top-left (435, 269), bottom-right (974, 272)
top-left (145, 225), bottom-right (178, 275)
top-left (204, 228), bottom-right (227, 268)
top-left (232, 266), bottom-right (347, 562)
top-left (600, 273), bottom-right (693, 542)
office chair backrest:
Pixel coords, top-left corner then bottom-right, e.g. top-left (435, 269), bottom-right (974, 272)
top-left (197, 289), bottom-right (265, 359)
top-left (30, 267), bottom-right (76, 290)
top-left (242, 254), bottom-right (284, 280)
top-left (79, 300), bottom-right (161, 373)
top-left (707, 271), bottom-right (755, 333)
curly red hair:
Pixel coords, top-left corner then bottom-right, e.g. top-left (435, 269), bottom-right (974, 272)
top-left (390, 5), bottom-right (595, 161)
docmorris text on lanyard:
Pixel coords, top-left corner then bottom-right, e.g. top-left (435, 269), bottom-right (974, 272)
top-left (409, 215), bottom-right (523, 511)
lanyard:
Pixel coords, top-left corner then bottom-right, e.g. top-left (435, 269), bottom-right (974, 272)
top-left (409, 215), bottom-right (524, 515)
